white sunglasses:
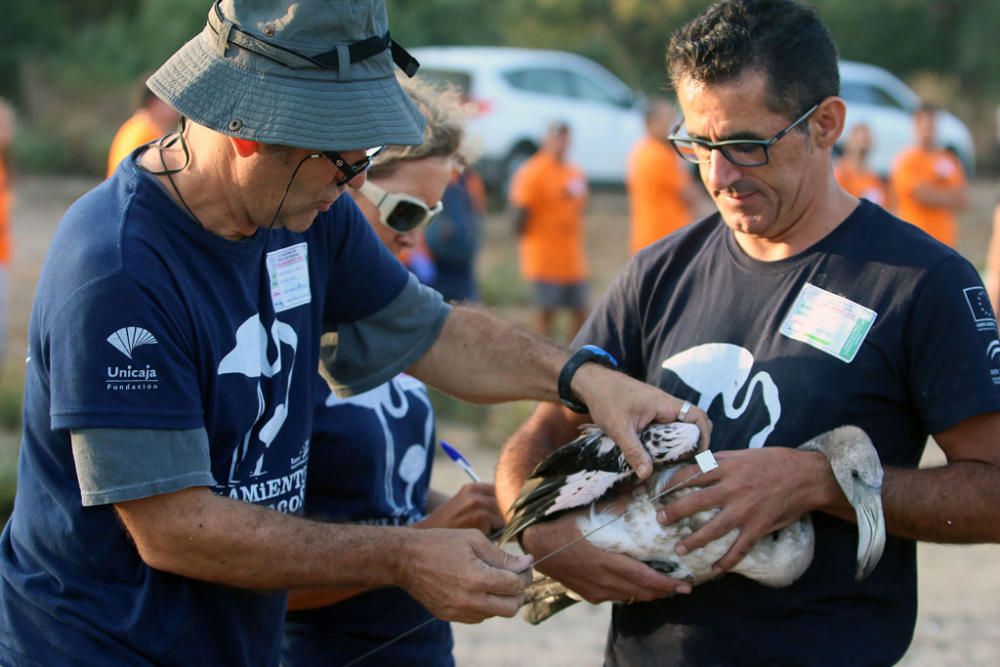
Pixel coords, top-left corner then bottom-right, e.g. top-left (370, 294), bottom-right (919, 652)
top-left (359, 180), bottom-right (444, 233)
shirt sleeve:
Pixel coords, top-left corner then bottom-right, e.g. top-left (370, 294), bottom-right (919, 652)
top-left (509, 161), bottom-right (536, 209)
top-left (48, 273), bottom-right (203, 431)
top-left (905, 255), bottom-right (1000, 433)
top-left (321, 195), bottom-right (411, 325)
top-left (320, 273), bottom-right (451, 397)
top-left (72, 428), bottom-right (215, 506)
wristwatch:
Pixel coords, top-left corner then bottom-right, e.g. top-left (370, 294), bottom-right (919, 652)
top-left (557, 345), bottom-right (620, 413)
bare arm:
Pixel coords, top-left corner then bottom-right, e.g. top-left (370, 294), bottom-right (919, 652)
top-left (985, 204), bottom-right (1000, 313)
top-left (663, 412), bottom-right (1000, 572)
top-left (495, 402), bottom-right (694, 603)
top-left (117, 486), bottom-right (531, 623)
top-left (410, 306), bottom-right (711, 479)
top-left (512, 206), bottom-right (529, 237)
top-left (910, 182), bottom-right (968, 211)
top-left (287, 483), bottom-right (505, 611)
top-left (877, 412), bottom-right (1000, 542)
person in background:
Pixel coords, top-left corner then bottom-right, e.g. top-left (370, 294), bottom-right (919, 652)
top-left (984, 201), bottom-right (1000, 314)
top-left (0, 1), bottom-right (704, 663)
top-left (627, 97), bottom-right (707, 255)
top-left (425, 166), bottom-right (486, 303)
top-left (0, 99), bottom-right (14, 371)
top-left (510, 122), bottom-right (589, 339)
top-left (496, 1), bottom-right (1000, 664)
top-left (890, 103), bottom-right (968, 247)
top-left (106, 74), bottom-right (179, 177)
top-left (834, 123), bottom-right (887, 207)
top-left (282, 76), bottom-right (503, 667)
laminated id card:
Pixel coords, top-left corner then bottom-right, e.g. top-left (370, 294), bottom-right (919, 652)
top-left (779, 283), bottom-right (876, 363)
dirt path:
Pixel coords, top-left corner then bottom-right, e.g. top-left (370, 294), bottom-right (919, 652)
top-left (8, 175), bottom-right (1000, 665)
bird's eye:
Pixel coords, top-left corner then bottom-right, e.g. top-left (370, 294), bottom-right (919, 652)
top-left (851, 470), bottom-right (860, 479)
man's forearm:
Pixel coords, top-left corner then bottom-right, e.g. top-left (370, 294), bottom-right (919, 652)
top-left (116, 487), bottom-right (409, 591)
top-left (409, 306), bottom-right (566, 404)
top-left (878, 462), bottom-right (1000, 543)
top-left (911, 184), bottom-right (967, 210)
top-left (811, 460), bottom-right (1000, 544)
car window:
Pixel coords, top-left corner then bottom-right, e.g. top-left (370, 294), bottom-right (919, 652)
top-left (840, 82), bottom-right (906, 110)
top-left (563, 71), bottom-right (619, 105)
top-left (503, 68), bottom-right (574, 98)
top-left (417, 69), bottom-right (472, 96)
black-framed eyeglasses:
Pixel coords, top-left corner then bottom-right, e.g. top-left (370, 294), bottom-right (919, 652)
top-left (359, 180), bottom-right (444, 233)
top-left (310, 146), bottom-right (384, 186)
top-left (668, 103), bottom-right (820, 167)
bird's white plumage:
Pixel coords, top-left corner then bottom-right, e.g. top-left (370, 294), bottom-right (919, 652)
top-left (521, 425), bottom-right (886, 623)
top-left (548, 470), bottom-right (627, 515)
top-left (580, 470), bottom-right (814, 587)
top-left (501, 422), bottom-right (701, 541)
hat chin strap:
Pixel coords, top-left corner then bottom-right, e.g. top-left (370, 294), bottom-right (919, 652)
top-left (140, 116), bottom-right (315, 239)
top-left (207, 0), bottom-right (419, 76)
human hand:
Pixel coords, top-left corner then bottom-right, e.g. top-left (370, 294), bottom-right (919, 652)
top-left (419, 483), bottom-right (505, 536)
top-left (657, 447), bottom-right (831, 573)
top-left (398, 528), bottom-right (533, 623)
top-left (521, 511), bottom-right (691, 604)
top-left (571, 364), bottom-right (712, 479)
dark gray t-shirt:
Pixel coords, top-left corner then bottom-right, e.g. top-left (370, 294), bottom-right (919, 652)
top-left (575, 200), bottom-right (1000, 666)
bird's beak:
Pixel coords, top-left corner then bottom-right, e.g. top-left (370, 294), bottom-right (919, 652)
top-left (852, 481), bottom-right (886, 581)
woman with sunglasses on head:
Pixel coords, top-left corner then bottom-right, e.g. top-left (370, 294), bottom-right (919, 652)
top-left (281, 76), bottom-right (504, 667)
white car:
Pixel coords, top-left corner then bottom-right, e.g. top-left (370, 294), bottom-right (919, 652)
top-left (411, 46), bottom-right (646, 192)
top-left (411, 48), bottom-right (976, 189)
top-left (838, 60), bottom-right (974, 177)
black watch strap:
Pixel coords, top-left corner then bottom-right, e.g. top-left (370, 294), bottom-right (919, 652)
top-left (557, 345), bottom-right (620, 413)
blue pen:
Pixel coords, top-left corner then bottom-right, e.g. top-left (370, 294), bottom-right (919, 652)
top-left (440, 440), bottom-right (482, 482)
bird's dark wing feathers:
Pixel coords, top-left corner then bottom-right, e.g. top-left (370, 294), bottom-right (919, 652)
top-left (526, 426), bottom-right (629, 478)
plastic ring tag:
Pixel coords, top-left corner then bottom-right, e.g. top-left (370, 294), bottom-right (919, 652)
top-left (695, 450), bottom-right (719, 473)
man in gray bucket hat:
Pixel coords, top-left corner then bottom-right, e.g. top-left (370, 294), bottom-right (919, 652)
top-left (0, 1), bottom-right (707, 664)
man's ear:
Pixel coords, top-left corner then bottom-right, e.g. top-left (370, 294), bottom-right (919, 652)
top-left (231, 137), bottom-right (260, 157)
top-left (811, 97), bottom-right (847, 150)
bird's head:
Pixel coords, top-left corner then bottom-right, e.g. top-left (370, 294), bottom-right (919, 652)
top-left (799, 425), bottom-right (886, 581)
top-left (641, 422), bottom-right (701, 465)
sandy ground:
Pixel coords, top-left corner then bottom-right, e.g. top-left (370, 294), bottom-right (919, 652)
top-left (6, 175), bottom-right (1000, 665)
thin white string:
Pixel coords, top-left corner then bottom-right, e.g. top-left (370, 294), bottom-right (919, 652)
top-left (338, 469), bottom-right (707, 667)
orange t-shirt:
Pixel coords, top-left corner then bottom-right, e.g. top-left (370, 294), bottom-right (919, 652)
top-left (107, 111), bottom-right (163, 177)
top-left (509, 152), bottom-right (588, 283)
top-left (627, 136), bottom-right (693, 255)
top-left (890, 147), bottom-right (965, 247)
top-left (0, 159), bottom-right (10, 265)
top-left (834, 161), bottom-right (887, 207)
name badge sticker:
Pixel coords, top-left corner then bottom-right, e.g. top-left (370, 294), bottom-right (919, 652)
top-left (267, 242), bottom-right (312, 313)
top-left (779, 283), bottom-right (877, 363)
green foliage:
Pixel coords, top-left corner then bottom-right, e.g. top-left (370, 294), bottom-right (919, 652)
top-left (3, 0), bottom-right (999, 174)
top-left (0, 385), bottom-right (22, 434)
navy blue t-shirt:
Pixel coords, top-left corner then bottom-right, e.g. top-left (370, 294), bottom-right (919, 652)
top-left (0, 156), bottom-right (409, 666)
top-left (282, 374), bottom-right (453, 667)
top-left (577, 200), bottom-right (1000, 666)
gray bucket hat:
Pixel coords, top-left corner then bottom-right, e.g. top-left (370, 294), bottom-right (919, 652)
top-left (147, 0), bottom-right (426, 151)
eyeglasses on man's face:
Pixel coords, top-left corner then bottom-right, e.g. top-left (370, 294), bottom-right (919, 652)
top-left (668, 103), bottom-right (820, 168)
top-left (358, 180), bottom-right (444, 233)
top-left (310, 146), bottom-right (384, 186)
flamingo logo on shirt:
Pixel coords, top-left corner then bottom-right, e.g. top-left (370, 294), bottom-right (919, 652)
top-left (325, 374), bottom-right (433, 516)
top-left (661, 343), bottom-right (781, 449)
top-left (218, 313), bottom-right (299, 483)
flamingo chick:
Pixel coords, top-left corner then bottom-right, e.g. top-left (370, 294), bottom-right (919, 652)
top-left (514, 425), bottom-right (886, 624)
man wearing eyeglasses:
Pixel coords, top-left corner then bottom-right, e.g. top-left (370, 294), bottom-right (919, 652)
top-left (496, 0), bottom-right (1000, 665)
top-left (0, 2), bottom-right (711, 666)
